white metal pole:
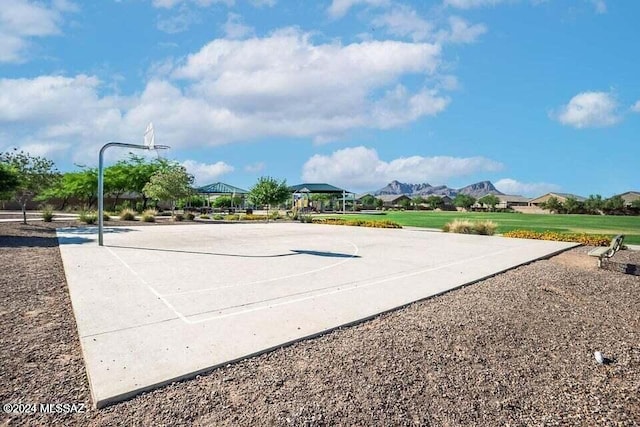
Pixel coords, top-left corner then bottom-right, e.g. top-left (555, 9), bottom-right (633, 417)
top-left (98, 141), bottom-right (169, 246)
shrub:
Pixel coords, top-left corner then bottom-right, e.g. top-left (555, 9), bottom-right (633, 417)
top-left (199, 214), bottom-right (211, 219)
top-left (473, 220), bottom-right (497, 236)
top-left (119, 208), bottom-right (137, 221)
top-left (244, 214), bottom-right (268, 221)
top-left (41, 205), bottom-right (54, 222)
top-left (442, 219), bottom-right (497, 235)
top-left (185, 213), bottom-right (195, 221)
top-left (444, 219), bottom-right (474, 234)
top-left (103, 212), bottom-right (111, 222)
top-left (141, 209), bottom-right (157, 222)
top-left (213, 214), bottom-right (224, 220)
top-left (311, 218), bottom-right (401, 228)
top-left (173, 213), bottom-right (184, 221)
top-left (79, 211), bottom-right (98, 225)
top-left (226, 214), bottom-right (239, 221)
top-left (502, 230), bottom-right (611, 246)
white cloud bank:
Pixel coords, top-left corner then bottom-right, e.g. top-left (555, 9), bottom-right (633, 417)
top-left (631, 100), bottom-right (640, 113)
top-left (0, 29), bottom-right (450, 165)
top-left (302, 146), bottom-right (503, 190)
top-left (181, 159), bottom-right (234, 185)
top-left (494, 178), bottom-right (560, 197)
top-left (0, 0), bottom-right (77, 63)
top-left (553, 91), bottom-right (621, 129)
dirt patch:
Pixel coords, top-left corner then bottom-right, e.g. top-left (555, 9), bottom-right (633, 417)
top-left (1, 222), bottom-right (639, 426)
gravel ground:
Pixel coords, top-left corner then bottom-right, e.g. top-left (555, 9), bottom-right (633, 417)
top-left (1, 221), bottom-right (639, 426)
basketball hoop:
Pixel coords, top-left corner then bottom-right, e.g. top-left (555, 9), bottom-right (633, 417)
top-left (143, 122), bottom-right (155, 150)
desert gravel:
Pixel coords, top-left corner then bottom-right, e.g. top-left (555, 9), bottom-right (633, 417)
top-left (0, 221), bottom-right (639, 426)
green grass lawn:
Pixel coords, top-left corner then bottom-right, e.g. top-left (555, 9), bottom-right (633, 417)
top-left (324, 211), bottom-right (640, 245)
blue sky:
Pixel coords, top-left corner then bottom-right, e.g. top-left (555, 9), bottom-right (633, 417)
top-left (0, 0), bottom-right (638, 196)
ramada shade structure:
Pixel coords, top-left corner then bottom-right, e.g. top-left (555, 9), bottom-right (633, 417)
top-left (288, 183), bottom-right (350, 194)
top-left (195, 182), bottom-right (249, 195)
top-left (289, 183), bottom-right (354, 213)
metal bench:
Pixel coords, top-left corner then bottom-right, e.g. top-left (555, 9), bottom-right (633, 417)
top-left (588, 234), bottom-right (625, 267)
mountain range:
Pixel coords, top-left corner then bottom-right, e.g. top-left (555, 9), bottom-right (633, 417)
top-left (372, 180), bottom-right (504, 198)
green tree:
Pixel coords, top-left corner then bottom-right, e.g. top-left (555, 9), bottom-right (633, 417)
top-left (603, 195), bottom-right (625, 215)
top-left (541, 196), bottom-right (563, 213)
top-left (0, 149), bottom-right (59, 224)
top-left (37, 168), bottom-right (98, 210)
top-left (104, 162), bottom-right (131, 210)
top-left (425, 195), bottom-right (444, 210)
top-left (374, 198), bottom-right (383, 209)
top-left (213, 195), bottom-right (243, 208)
top-left (143, 164), bottom-right (194, 216)
top-left (121, 154), bottom-right (167, 210)
top-left (584, 194), bottom-right (604, 214)
top-left (0, 163), bottom-right (20, 200)
top-left (453, 194), bottom-right (476, 210)
top-left (247, 177), bottom-right (290, 222)
top-left (478, 194), bottom-right (500, 211)
top-left (412, 195), bottom-right (426, 209)
top-left (399, 198), bottom-right (412, 210)
top-left (563, 197), bottom-right (584, 214)
top-left (631, 199), bottom-right (640, 209)
top-left (360, 195), bottom-right (377, 209)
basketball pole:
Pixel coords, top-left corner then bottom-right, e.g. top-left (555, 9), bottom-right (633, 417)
top-left (98, 141), bottom-right (169, 246)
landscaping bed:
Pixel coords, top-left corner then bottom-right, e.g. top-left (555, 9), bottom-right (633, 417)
top-left (0, 221), bottom-right (638, 426)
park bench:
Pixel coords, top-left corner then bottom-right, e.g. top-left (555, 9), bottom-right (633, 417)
top-left (588, 234), bottom-right (625, 267)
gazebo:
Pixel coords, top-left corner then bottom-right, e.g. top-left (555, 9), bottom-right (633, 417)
top-left (288, 183), bottom-right (354, 213)
top-left (194, 182), bottom-right (249, 210)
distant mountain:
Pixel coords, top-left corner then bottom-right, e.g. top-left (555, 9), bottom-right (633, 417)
top-left (457, 181), bottom-right (503, 198)
top-left (372, 180), bottom-right (502, 198)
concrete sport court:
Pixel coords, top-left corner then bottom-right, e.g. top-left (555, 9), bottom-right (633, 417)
top-left (56, 223), bottom-right (578, 408)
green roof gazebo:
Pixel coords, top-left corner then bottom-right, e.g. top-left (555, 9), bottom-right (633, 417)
top-left (288, 183), bottom-right (354, 213)
top-left (194, 182), bottom-right (249, 209)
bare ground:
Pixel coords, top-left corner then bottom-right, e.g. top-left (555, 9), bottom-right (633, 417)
top-left (0, 221), bottom-right (639, 426)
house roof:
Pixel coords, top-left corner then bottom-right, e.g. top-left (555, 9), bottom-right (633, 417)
top-left (195, 182), bottom-right (248, 194)
top-left (616, 191), bottom-right (640, 205)
top-left (289, 183), bottom-right (349, 194)
top-left (495, 194), bottom-right (530, 203)
top-left (529, 192), bottom-right (586, 203)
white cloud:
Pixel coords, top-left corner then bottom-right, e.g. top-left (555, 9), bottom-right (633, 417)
top-left (244, 162), bottom-right (265, 173)
top-left (156, 6), bottom-right (200, 34)
top-left (0, 29), bottom-right (449, 165)
top-left (301, 146), bottom-right (503, 190)
top-left (327, 0), bottom-right (389, 18)
top-left (223, 13), bottom-right (254, 39)
top-left (182, 159), bottom-right (234, 184)
top-left (444, 0), bottom-right (506, 9)
top-left (554, 91), bottom-right (621, 128)
top-left (372, 5), bottom-right (432, 42)
top-left (494, 178), bottom-right (560, 197)
top-left (0, 0), bottom-right (76, 63)
top-left (441, 16), bottom-right (487, 44)
top-left (631, 100), bottom-right (640, 113)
